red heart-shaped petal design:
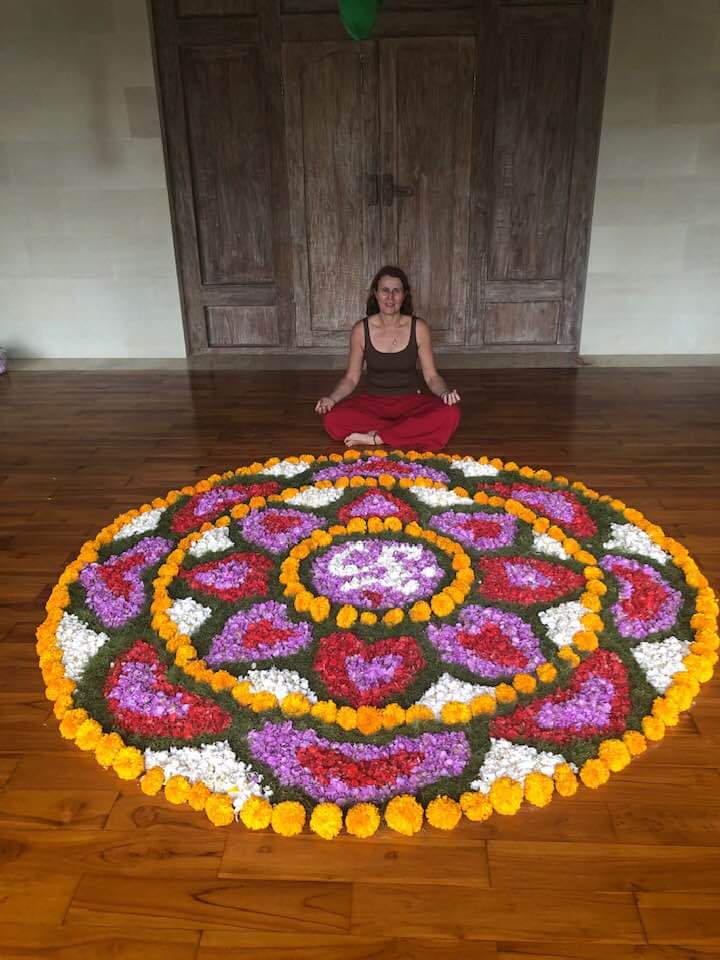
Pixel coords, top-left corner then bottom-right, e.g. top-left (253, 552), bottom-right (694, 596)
top-left (314, 631), bottom-right (426, 706)
top-left (179, 551), bottom-right (273, 602)
top-left (477, 556), bottom-right (585, 605)
top-left (490, 649), bottom-right (631, 744)
top-left (104, 640), bottom-right (231, 738)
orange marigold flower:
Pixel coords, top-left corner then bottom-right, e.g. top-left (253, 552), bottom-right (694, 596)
top-left (385, 795), bottom-right (423, 835)
top-left (112, 746), bottom-right (144, 780)
top-left (382, 703), bottom-right (406, 729)
top-left (513, 674), bottom-right (537, 695)
top-left (271, 800), bottom-right (306, 836)
top-left (336, 605), bottom-right (358, 629)
top-left (459, 791), bottom-right (493, 822)
top-left (345, 803), bottom-right (381, 838)
top-left (59, 708), bottom-right (88, 740)
top-left (524, 772), bottom-right (554, 808)
top-left (441, 701), bottom-right (472, 724)
top-left (536, 663), bottom-right (558, 684)
top-left (495, 683), bottom-right (517, 704)
top-left (579, 758), bottom-right (609, 789)
top-left (431, 593), bottom-right (454, 617)
top-left (405, 704), bottom-right (434, 724)
top-left (140, 767), bottom-right (165, 796)
top-left (598, 739), bottom-right (631, 772)
top-left (75, 718), bottom-right (103, 752)
top-left (383, 608), bottom-right (404, 627)
top-left (240, 796), bottom-right (272, 830)
top-left (623, 730), bottom-right (647, 756)
top-left (94, 732), bottom-right (124, 768)
top-left (356, 705), bottom-right (383, 735)
top-left (409, 601), bottom-right (431, 622)
top-left (489, 777), bottom-right (523, 815)
top-left (311, 700), bottom-right (338, 724)
top-left (281, 692), bottom-right (311, 717)
top-left (310, 802), bottom-right (343, 840)
top-left (336, 706), bottom-right (357, 731)
top-left (188, 782), bottom-right (211, 811)
top-left (426, 795), bottom-right (462, 831)
top-left (553, 764), bottom-right (578, 797)
top-left (205, 794), bottom-right (235, 827)
top-left (165, 775), bottom-right (191, 805)
top-left (470, 694), bottom-right (496, 716)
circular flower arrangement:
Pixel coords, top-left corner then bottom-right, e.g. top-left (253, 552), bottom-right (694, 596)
top-left (37, 450), bottom-right (718, 837)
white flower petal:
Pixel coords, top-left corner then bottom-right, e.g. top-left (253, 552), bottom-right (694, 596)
top-left (632, 636), bottom-right (692, 693)
top-left (188, 526), bottom-right (234, 558)
top-left (533, 532), bottom-right (569, 560)
top-left (167, 597), bottom-right (212, 636)
top-left (603, 523), bottom-right (670, 565)
top-left (261, 459), bottom-right (312, 479)
top-left (538, 601), bottom-right (586, 648)
top-left (240, 668), bottom-right (318, 704)
top-left (55, 613), bottom-right (110, 681)
top-left (409, 485), bottom-right (474, 507)
top-left (450, 458), bottom-right (500, 479)
top-left (144, 741), bottom-right (272, 812)
top-left (113, 508), bottom-right (165, 541)
top-left (416, 673), bottom-right (494, 719)
top-left (470, 738), bottom-right (573, 793)
top-left (286, 487), bottom-right (344, 508)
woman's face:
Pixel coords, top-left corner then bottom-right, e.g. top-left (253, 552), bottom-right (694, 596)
top-left (376, 275), bottom-right (405, 316)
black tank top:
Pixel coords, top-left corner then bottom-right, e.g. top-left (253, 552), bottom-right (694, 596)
top-left (362, 316), bottom-right (422, 396)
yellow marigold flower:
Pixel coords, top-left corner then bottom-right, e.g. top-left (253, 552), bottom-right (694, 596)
top-left (474, 491), bottom-right (490, 505)
top-left (311, 700), bottom-right (337, 724)
top-left (652, 697), bottom-right (680, 726)
top-left (349, 475), bottom-right (365, 488)
top-left (53, 695), bottom-right (73, 720)
top-left (384, 516), bottom-right (403, 532)
top-left (59, 708), bottom-right (88, 740)
top-left (532, 517), bottom-right (550, 534)
top-left (409, 601), bottom-right (431, 622)
top-left (513, 674), bottom-right (537, 695)
top-left (281, 693), bottom-right (311, 717)
top-left (524, 772), bottom-right (554, 808)
top-left (573, 631), bottom-right (599, 652)
top-left (664, 683), bottom-right (693, 712)
top-left (356, 706), bottom-right (383, 735)
top-left (535, 469), bottom-right (552, 482)
top-left (231, 681), bottom-right (254, 705)
top-left (75, 718), bottom-right (103, 752)
top-left (310, 802), bottom-right (343, 840)
top-left (431, 593), bottom-right (454, 617)
top-left (586, 579), bottom-right (607, 596)
top-left (553, 764), bottom-right (578, 797)
top-left (495, 683), bottom-right (517, 704)
top-left (112, 746), bottom-right (144, 780)
top-left (581, 613), bottom-right (604, 632)
top-left (583, 565), bottom-right (603, 580)
top-left (451, 553), bottom-right (471, 571)
top-left (470, 694), bottom-right (496, 716)
top-left (188, 782), bottom-right (211, 811)
top-left (346, 517), bottom-right (367, 533)
top-left (382, 703), bottom-right (406, 729)
top-left (441, 701), bottom-right (471, 724)
top-left (336, 706), bottom-right (357, 731)
top-left (250, 691), bottom-right (278, 713)
top-left (558, 646), bottom-right (581, 668)
top-left (46, 677), bottom-right (76, 702)
top-left (205, 793), bottom-right (235, 827)
top-left (598, 739), bottom-right (631, 772)
top-left (294, 590), bottom-right (313, 613)
top-left (367, 517), bottom-right (384, 533)
top-left (140, 767), bottom-right (165, 796)
top-left (271, 800), bottom-right (306, 836)
top-left (360, 611), bottom-right (378, 626)
top-left (378, 473), bottom-right (395, 489)
top-left (489, 777), bottom-right (523, 815)
top-left (623, 730), bottom-right (647, 756)
top-left (165, 774), bottom-right (192, 805)
top-left (459, 791), bottom-right (493, 822)
top-left (426, 795), bottom-right (462, 831)
top-left (683, 653), bottom-right (713, 683)
top-left (444, 585), bottom-right (466, 605)
top-left (345, 803), bottom-right (381, 838)
top-left (454, 568), bottom-right (475, 585)
top-left (405, 704), bottom-right (434, 724)
top-left (385, 795), bottom-right (423, 835)
top-left (383, 608), bottom-right (404, 627)
top-left (581, 593), bottom-right (602, 613)
top-left (210, 670), bottom-right (236, 692)
top-left (240, 795), bottom-right (272, 830)
top-left (580, 758), bottom-right (610, 789)
top-left (95, 732), bottom-right (124, 768)
top-left (175, 644), bottom-right (197, 667)
top-left (690, 613), bottom-right (714, 631)
top-left (309, 596), bottom-right (331, 623)
top-left (504, 460), bottom-right (519, 472)
top-left (536, 663), bottom-right (558, 684)
top-left (562, 538), bottom-right (581, 555)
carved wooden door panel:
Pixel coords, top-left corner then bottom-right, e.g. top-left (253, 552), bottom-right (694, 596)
top-left (283, 36), bottom-right (474, 348)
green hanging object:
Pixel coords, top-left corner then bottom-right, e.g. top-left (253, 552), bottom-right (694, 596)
top-left (339, 0), bottom-right (383, 41)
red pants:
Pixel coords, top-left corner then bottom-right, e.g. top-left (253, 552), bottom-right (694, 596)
top-left (323, 392), bottom-right (460, 452)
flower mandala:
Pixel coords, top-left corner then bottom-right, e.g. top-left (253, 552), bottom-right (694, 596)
top-left (38, 450), bottom-right (718, 837)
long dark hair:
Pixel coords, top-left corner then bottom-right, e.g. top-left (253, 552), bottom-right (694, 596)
top-left (366, 265), bottom-right (414, 316)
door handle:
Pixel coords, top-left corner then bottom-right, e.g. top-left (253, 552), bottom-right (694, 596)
top-left (382, 173), bottom-right (414, 205)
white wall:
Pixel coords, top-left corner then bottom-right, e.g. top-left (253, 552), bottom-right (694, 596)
top-left (581, 0), bottom-right (720, 355)
top-left (0, 0), bottom-right (185, 359)
top-left (1, 0), bottom-right (718, 359)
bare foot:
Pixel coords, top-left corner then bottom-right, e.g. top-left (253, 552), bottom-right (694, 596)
top-left (344, 432), bottom-right (382, 447)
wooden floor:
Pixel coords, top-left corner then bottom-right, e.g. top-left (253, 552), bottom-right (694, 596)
top-left (1, 367), bottom-right (719, 960)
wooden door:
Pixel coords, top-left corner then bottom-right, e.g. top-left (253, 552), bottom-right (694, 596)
top-left (283, 35), bottom-right (474, 348)
top-left (283, 42), bottom-right (380, 348)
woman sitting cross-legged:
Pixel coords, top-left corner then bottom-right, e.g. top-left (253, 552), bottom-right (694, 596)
top-left (315, 265), bottom-right (461, 452)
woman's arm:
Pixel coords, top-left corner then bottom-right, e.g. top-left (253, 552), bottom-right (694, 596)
top-left (416, 318), bottom-right (461, 405)
top-left (315, 321), bottom-right (365, 414)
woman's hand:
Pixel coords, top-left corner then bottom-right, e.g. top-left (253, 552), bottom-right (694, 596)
top-left (442, 389), bottom-right (461, 406)
top-left (315, 396), bottom-right (336, 415)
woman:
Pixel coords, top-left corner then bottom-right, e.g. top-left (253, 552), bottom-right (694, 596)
top-left (315, 266), bottom-right (461, 451)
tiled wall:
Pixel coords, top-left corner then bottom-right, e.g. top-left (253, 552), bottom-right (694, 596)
top-left (1, 0), bottom-right (718, 359)
top-left (0, 0), bottom-right (185, 358)
top-left (581, 0), bottom-right (720, 354)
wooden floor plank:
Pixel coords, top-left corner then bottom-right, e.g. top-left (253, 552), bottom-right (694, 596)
top-left (66, 874), bottom-right (353, 933)
top-left (350, 884), bottom-right (645, 942)
top-left (0, 923), bottom-right (200, 960)
top-left (487, 840), bottom-right (720, 892)
top-left (0, 367), bottom-right (718, 953)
